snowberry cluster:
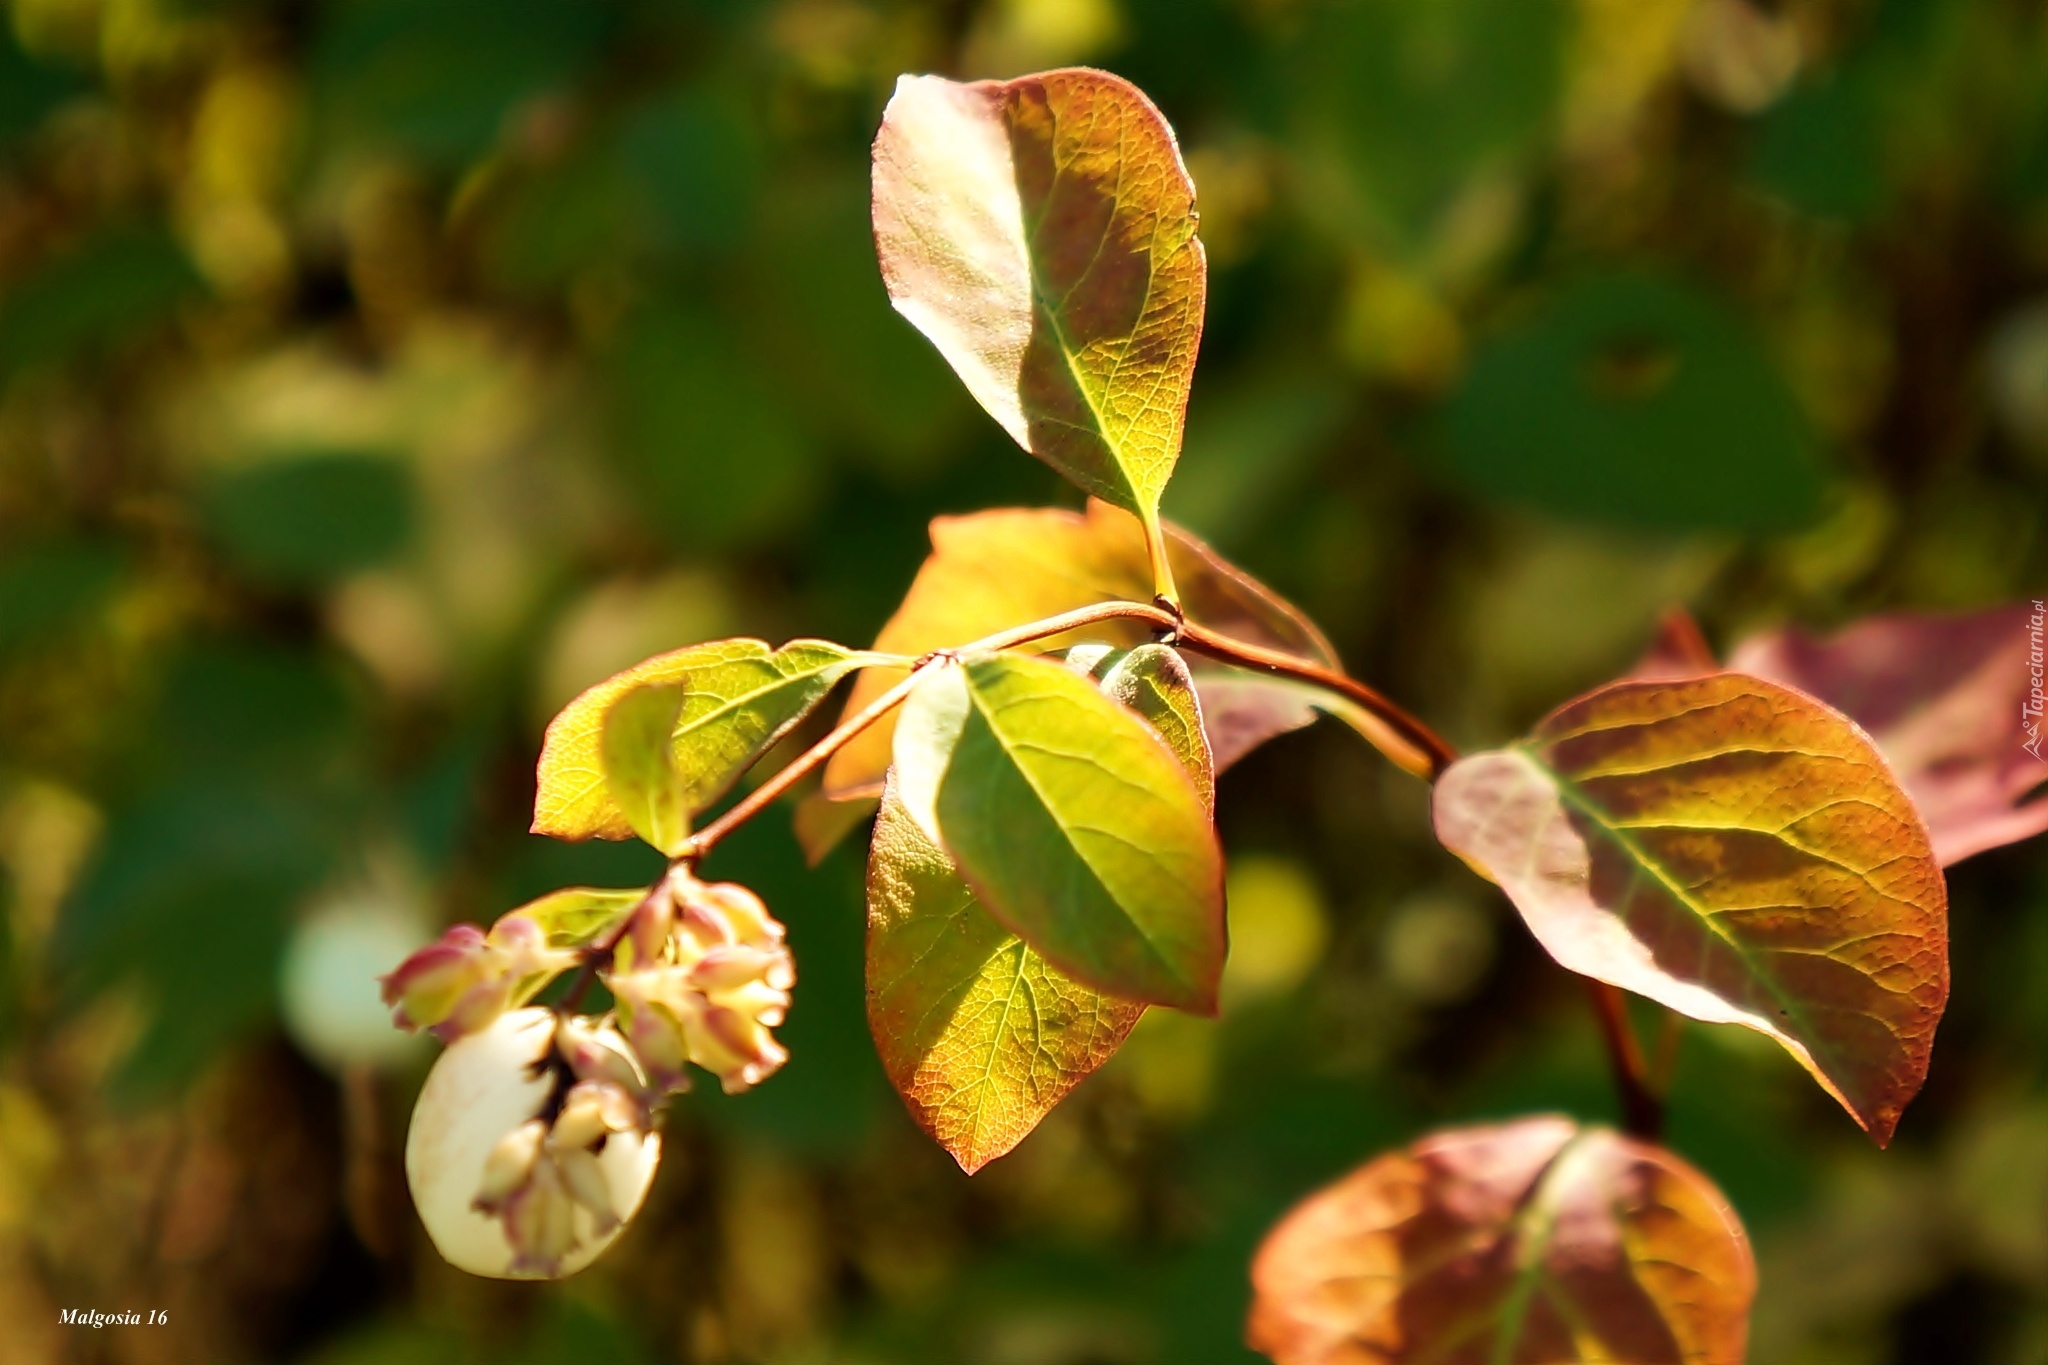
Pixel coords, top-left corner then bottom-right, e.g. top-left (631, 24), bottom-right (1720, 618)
top-left (380, 870), bottom-right (795, 1278)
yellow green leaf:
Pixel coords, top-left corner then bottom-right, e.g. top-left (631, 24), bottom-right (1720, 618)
top-left (1433, 672), bottom-right (1950, 1146)
top-left (892, 652), bottom-right (1225, 1013)
top-left (865, 783), bottom-right (1145, 1173)
top-left (600, 683), bottom-right (691, 855)
top-left (872, 70), bottom-right (1206, 528)
top-left (534, 637), bottom-right (876, 841)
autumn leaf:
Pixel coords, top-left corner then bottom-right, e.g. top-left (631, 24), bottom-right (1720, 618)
top-left (1247, 1117), bottom-right (1755, 1365)
top-left (872, 69), bottom-right (1205, 537)
top-left (534, 638), bottom-right (878, 841)
top-left (892, 651), bottom-right (1225, 1012)
top-left (1433, 673), bottom-right (1948, 1145)
top-left (866, 781), bottom-right (1146, 1172)
top-left (821, 501), bottom-right (1335, 804)
top-left (1728, 604), bottom-right (2048, 866)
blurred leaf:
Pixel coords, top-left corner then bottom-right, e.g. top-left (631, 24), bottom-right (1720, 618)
top-left (749, 171), bottom-right (970, 474)
top-left (1438, 272), bottom-right (1824, 532)
top-left (1164, 373), bottom-right (1345, 547)
top-left (57, 642), bottom-right (363, 1095)
top-left (823, 501), bottom-right (1336, 800)
top-left (313, 0), bottom-right (610, 162)
top-left (1432, 672), bottom-right (1949, 1145)
top-left (599, 682), bottom-right (691, 854)
top-left (201, 452), bottom-right (415, 587)
top-left (480, 144), bottom-right (637, 293)
top-left (535, 637), bottom-right (875, 841)
top-left (792, 790), bottom-right (876, 867)
top-left (0, 537), bottom-right (126, 657)
top-left (1247, 1117), bottom-right (1755, 1364)
top-left (872, 70), bottom-right (1206, 526)
top-left (1751, 74), bottom-right (1890, 221)
top-left (1283, 0), bottom-right (1565, 251)
top-left (621, 85), bottom-right (760, 253)
top-left (866, 779), bottom-right (1146, 1173)
top-left (0, 26), bottom-right (87, 144)
top-left (606, 303), bottom-right (815, 548)
top-left (0, 227), bottom-right (201, 381)
top-left (892, 652), bottom-right (1225, 1012)
top-left (1098, 643), bottom-right (1214, 811)
top-left (1727, 604), bottom-right (2048, 866)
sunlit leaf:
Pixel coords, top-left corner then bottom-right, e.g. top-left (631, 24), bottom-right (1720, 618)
top-left (599, 683), bottom-right (691, 855)
top-left (511, 886), bottom-right (647, 950)
top-left (534, 638), bottom-right (876, 841)
top-left (1247, 1116), bottom-right (1755, 1365)
top-left (1728, 604), bottom-right (2048, 866)
top-left (1438, 272), bottom-right (1823, 532)
top-left (866, 782), bottom-right (1145, 1172)
top-left (202, 452), bottom-right (415, 587)
top-left (822, 501), bottom-right (1335, 800)
top-left (1099, 643), bottom-right (1214, 811)
top-left (1433, 673), bottom-right (1949, 1145)
top-left (872, 70), bottom-right (1206, 525)
top-left (892, 652), bottom-right (1225, 1012)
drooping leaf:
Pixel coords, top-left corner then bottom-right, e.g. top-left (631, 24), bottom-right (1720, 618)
top-left (1437, 272), bottom-right (1824, 533)
top-left (1099, 643), bottom-right (1214, 811)
top-left (822, 501), bottom-right (1336, 800)
top-left (1433, 673), bottom-right (1949, 1145)
top-left (600, 683), bottom-right (691, 855)
top-left (1247, 1117), bottom-right (1755, 1365)
top-left (892, 652), bottom-right (1225, 1012)
top-left (866, 782), bottom-right (1146, 1173)
top-left (534, 638), bottom-right (877, 841)
top-left (1728, 604), bottom-right (2048, 866)
top-left (871, 69), bottom-right (1206, 525)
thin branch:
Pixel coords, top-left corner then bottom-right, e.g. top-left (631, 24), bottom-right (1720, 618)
top-left (1585, 979), bottom-right (1663, 1140)
top-left (1173, 620), bottom-right (1459, 779)
top-left (681, 596), bottom-right (1460, 860)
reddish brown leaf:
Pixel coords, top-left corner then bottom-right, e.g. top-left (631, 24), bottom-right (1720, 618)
top-left (1434, 673), bottom-right (1949, 1145)
top-left (872, 69), bottom-right (1205, 523)
top-left (1728, 603), bottom-right (2048, 866)
top-left (1247, 1117), bottom-right (1755, 1365)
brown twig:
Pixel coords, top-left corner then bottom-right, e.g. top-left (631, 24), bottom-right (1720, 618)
top-left (1585, 979), bottom-right (1664, 1140)
top-left (680, 599), bottom-right (1460, 865)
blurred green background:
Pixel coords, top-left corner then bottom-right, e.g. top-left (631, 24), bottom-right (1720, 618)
top-left (1, 0), bottom-right (2046, 1360)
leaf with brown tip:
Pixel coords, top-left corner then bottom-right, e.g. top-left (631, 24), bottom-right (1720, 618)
top-left (872, 69), bottom-right (1205, 523)
top-left (821, 500), bottom-right (1334, 800)
top-left (1247, 1117), bottom-right (1755, 1365)
top-left (1433, 673), bottom-right (1949, 1145)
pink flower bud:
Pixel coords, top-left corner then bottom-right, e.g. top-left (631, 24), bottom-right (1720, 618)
top-left (380, 914), bottom-right (577, 1042)
top-left (607, 880), bottom-right (795, 1095)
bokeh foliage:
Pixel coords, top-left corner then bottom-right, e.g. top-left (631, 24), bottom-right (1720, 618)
top-left (0, 0), bottom-right (2045, 1362)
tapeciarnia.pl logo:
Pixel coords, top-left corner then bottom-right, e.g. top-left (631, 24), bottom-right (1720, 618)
top-left (2027, 599), bottom-right (2045, 761)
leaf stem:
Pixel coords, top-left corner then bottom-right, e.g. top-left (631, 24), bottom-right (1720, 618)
top-left (1585, 979), bottom-right (1663, 1140)
top-left (1141, 512), bottom-right (1180, 614)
